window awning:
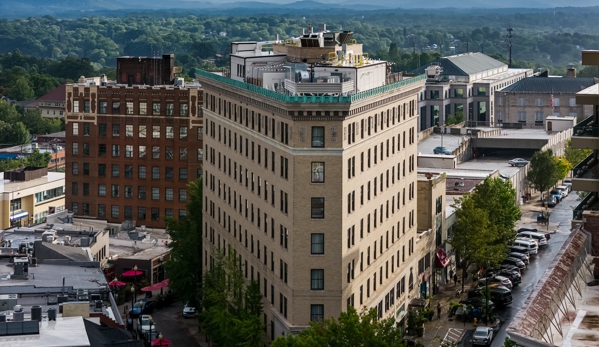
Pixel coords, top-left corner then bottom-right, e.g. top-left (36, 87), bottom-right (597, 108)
top-left (434, 248), bottom-right (450, 268)
top-left (10, 211), bottom-right (28, 221)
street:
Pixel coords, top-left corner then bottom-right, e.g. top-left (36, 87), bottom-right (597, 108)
top-left (472, 192), bottom-right (577, 347)
top-left (151, 302), bottom-right (202, 347)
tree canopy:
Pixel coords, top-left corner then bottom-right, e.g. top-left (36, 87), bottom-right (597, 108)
top-left (564, 138), bottom-right (592, 167)
top-left (271, 306), bottom-right (405, 347)
top-left (527, 149), bottom-right (560, 197)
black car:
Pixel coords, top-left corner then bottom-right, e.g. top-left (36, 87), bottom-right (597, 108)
top-left (502, 257), bottom-right (526, 271)
top-left (499, 264), bottom-right (522, 277)
top-left (509, 246), bottom-right (530, 258)
top-left (508, 252), bottom-right (529, 264)
top-left (460, 297), bottom-right (495, 310)
top-left (497, 269), bottom-right (522, 285)
top-left (518, 227), bottom-right (538, 233)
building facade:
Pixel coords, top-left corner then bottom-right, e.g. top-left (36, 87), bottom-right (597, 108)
top-left (0, 168), bottom-right (65, 229)
top-left (64, 57), bottom-right (203, 229)
top-left (199, 25), bottom-right (425, 339)
top-left (495, 74), bottom-right (596, 127)
top-left (25, 84), bottom-right (66, 119)
top-left (412, 53), bottom-right (533, 131)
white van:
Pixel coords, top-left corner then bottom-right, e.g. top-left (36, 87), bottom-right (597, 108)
top-left (556, 185), bottom-right (569, 197)
top-left (517, 231), bottom-right (548, 246)
top-left (513, 239), bottom-right (538, 255)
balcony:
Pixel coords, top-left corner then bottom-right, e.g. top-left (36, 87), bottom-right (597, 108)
top-left (571, 116), bottom-right (599, 149)
top-left (573, 192), bottom-right (598, 221)
top-left (572, 153), bottom-right (599, 192)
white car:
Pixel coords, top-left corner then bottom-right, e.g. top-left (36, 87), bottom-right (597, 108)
top-left (473, 326), bottom-right (494, 345)
top-left (138, 315), bottom-right (155, 335)
top-left (508, 158), bottom-right (528, 167)
top-left (183, 301), bottom-right (198, 318)
top-left (556, 185), bottom-right (569, 197)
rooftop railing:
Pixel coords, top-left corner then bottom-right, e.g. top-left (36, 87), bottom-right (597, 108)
top-left (573, 191), bottom-right (597, 220)
top-left (573, 115), bottom-right (598, 137)
top-left (572, 153), bottom-right (597, 178)
top-left (195, 69), bottom-right (425, 104)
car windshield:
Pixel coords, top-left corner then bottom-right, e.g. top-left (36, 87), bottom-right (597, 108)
top-left (474, 330), bottom-right (488, 337)
top-left (140, 318), bottom-right (149, 325)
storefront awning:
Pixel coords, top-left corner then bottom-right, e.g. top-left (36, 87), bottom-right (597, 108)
top-left (434, 248), bottom-right (450, 268)
top-left (10, 211), bottom-right (28, 221)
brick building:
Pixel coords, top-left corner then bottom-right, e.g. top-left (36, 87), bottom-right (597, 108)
top-left (65, 56), bottom-right (203, 229)
top-left (199, 24), bottom-right (427, 339)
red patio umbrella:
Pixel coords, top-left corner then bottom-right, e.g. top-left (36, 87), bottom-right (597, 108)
top-left (154, 279), bottom-right (169, 289)
top-left (152, 334), bottom-right (171, 346)
top-left (140, 284), bottom-right (160, 292)
top-left (122, 269), bottom-right (144, 277)
top-left (109, 278), bottom-right (126, 287)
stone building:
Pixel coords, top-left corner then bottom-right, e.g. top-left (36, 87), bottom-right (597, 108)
top-left (495, 71), bottom-right (596, 127)
top-left (198, 24), bottom-right (426, 339)
top-left (64, 55), bottom-right (203, 229)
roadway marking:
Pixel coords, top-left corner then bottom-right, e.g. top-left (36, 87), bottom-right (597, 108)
top-left (563, 309), bottom-right (586, 347)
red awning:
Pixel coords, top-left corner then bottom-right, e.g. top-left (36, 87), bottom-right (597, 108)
top-left (434, 249), bottom-right (450, 268)
top-left (122, 269), bottom-right (143, 277)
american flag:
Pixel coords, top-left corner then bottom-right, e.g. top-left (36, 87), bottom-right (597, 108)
top-left (551, 88), bottom-right (554, 111)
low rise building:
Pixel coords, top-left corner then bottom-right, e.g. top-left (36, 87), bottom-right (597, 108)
top-left (0, 167), bottom-right (65, 228)
top-left (24, 84), bottom-right (67, 119)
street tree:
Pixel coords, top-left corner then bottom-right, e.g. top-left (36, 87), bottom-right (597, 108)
top-left (470, 177), bottom-right (521, 246)
top-left (26, 148), bottom-right (51, 167)
top-left (164, 177), bottom-right (203, 303)
top-left (564, 139), bottom-right (591, 167)
top-left (555, 156), bottom-right (572, 181)
top-left (527, 149), bottom-right (560, 199)
top-left (271, 306), bottom-right (405, 347)
top-left (449, 194), bottom-right (506, 291)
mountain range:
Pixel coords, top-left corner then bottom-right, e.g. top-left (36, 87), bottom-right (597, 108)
top-left (2, 0), bottom-right (599, 19)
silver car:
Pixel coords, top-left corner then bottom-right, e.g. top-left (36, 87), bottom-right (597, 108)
top-left (478, 275), bottom-right (513, 289)
top-left (508, 158), bottom-right (528, 167)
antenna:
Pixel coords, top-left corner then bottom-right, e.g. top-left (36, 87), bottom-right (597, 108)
top-left (506, 26), bottom-right (514, 67)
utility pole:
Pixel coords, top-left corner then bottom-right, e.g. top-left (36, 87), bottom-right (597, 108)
top-left (506, 26), bottom-right (514, 67)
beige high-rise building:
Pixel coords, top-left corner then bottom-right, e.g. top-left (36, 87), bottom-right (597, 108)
top-left (197, 24), bottom-right (425, 340)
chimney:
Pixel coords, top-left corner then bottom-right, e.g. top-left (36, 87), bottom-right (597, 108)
top-left (566, 64), bottom-right (577, 78)
top-left (308, 23), bottom-right (313, 34)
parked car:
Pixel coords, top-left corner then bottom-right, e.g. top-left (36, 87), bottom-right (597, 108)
top-left (434, 146), bottom-right (452, 155)
top-left (563, 179), bottom-right (572, 192)
top-left (129, 300), bottom-right (155, 318)
top-left (513, 239), bottom-right (538, 255)
top-left (502, 257), bottom-right (526, 271)
top-left (478, 275), bottom-right (513, 289)
top-left (517, 231), bottom-right (548, 246)
top-left (508, 158), bottom-right (528, 167)
top-left (497, 269), bottom-right (522, 285)
top-left (543, 195), bottom-right (557, 207)
top-left (138, 315), bottom-right (156, 335)
top-left (509, 245), bottom-right (530, 257)
top-left (472, 284), bottom-right (514, 306)
top-left (509, 252), bottom-right (529, 264)
top-left (518, 227), bottom-right (550, 240)
top-left (459, 297), bottom-right (495, 310)
top-left (556, 185), bottom-right (569, 197)
top-left (551, 189), bottom-right (565, 201)
top-left (183, 301), bottom-right (198, 318)
top-left (472, 326), bottom-right (494, 345)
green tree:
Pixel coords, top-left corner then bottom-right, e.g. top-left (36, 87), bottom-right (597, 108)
top-left (271, 306), bottom-right (405, 347)
top-left (26, 148), bottom-right (51, 167)
top-left (9, 76), bottom-right (35, 101)
top-left (7, 122), bottom-right (30, 146)
top-left (555, 156), bottom-right (572, 181)
top-left (470, 177), bottom-right (521, 246)
top-left (164, 178), bottom-right (203, 303)
top-left (564, 139), bottom-right (592, 167)
top-left (527, 149), bottom-right (560, 199)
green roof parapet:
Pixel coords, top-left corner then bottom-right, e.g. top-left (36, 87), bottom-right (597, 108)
top-left (195, 69), bottom-right (425, 104)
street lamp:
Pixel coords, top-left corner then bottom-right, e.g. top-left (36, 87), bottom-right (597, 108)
top-left (156, 333), bottom-right (164, 347)
top-left (130, 286), bottom-right (135, 336)
top-left (148, 315), bottom-right (153, 343)
top-left (133, 265), bottom-right (138, 302)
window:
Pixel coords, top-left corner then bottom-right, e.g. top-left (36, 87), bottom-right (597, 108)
top-left (166, 147), bottom-right (174, 160)
top-left (166, 103), bottom-right (174, 116)
top-left (126, 125), bottom-right (133, 137)
top-left (180, 189), bottom-right (187, 202)
top-left (310, 305), bottom-right (324, 322)
top-left (166, 126), bottom-right (174, 139)
top-left (125, 145), bottom-right (133, 158)
top-left (152, 147), bottom-right (160, 159)
top-left (83, 123), bottom-right (90, 136)
top-left (98, 185), bottom-right (106, 197)
top-left (179, 148), bottom-right (188, 160)
top-left (112, 165), bottom-right (119, 177)
top-left (197, 149), bottom-right (203, 161)
top-left (111, 185), bottom-right (119, 197)
top-left (518, 98), bottom-right (526, 106)
top-left (112, 144), bottom-right (120, 157)
top-left (73, 101), bottom-right (79, 113)
top-left (112, 124), bottom-right (120, 136)
top-left (138, 166), bottom-right (146, 179)
top-left (152, 188), bottom-right (160, 200)
top-left (98, 164), bottom-right (106, 176)
top-left (311, 269), bottom-right (324, 290)
top-left (99, 102), bottom-right (107, 114)
top-left (112, 102), bottom-right (120, 114)
top-left (311, 126), bottom-right (325, 147)
top-left (535, 98), bottom-right (543, 106)
top-left (138, 187), bottom-right (146, 199)
top-left (311, 197), bottom-right (325, 219)
top-left (179, 210), bottom-right (187, 220)
top-left (477, 87), bottom-right (486, 96)
top-left (125, 165), bottom-right (133, 178)
top-left (153, 126), bottom-right (160, 138)
top-left (83, 143), bottom-right (89, 155)
top-left (166, 167), bottom-right (174, 180)
top-left (71, 183), bottom-right (78, 196)
top-left (139, 102), bottom-right (147, 115)
top-left (311, 162), bottom-right (324, 183)
top-left (139, 146), bottom-right (146, 158)
top-left (98, 205), bottom-right (106, 217)
top-left (111, 205), bottom-right (119, 218)
top-left (165, 209), bottom-right (173, 218)
top-left (99, 123), bottom-right (107, 136)
top-left (518, 111), bottom-right (526, 122)
top-left (311, 233), bottom-right (324, 254)
top-left (83, 163), bottom-right (89, 175)
top-left (535, 112), bottom-right (544, 122)
top-left (165, 188), bottom-right (174, 201)
top-left (72, 143), bottom-right (78, 155)
top-left (553, 98), bottom-right (560, 107)
top-left (569, 98), bottom-right (576, 107)
top-left (125, 186), bottom-right (133, 198)
top-left (138, 207), bottom-right (146, 220)
top-left (152, 167), bottom-right (160, 179)
top-left (454, 88), bottom-right (464, 98)
top-left (151, 208), bottom-right (159, 221)
top-left (124, 206), bottom-right (133, 219)
top-left (179, 168), bottom-right (187, 180)
top-left (180, 126), bottom-right (188, 140)
top-left (180, 104), bottom-right (189, 117)
top-left (153, 103), bottom-right (160, 116)
top-left (139, 125), bottom-right (146, 138)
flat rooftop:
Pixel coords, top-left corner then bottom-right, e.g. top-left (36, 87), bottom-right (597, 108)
top-left (120, 246), bottom-right (169, 260)
top-left (0, 316), bottom-right (90, 347)
top-left (457, 158), bottom-right (525, 178)
top-left (0, 172), bottom-right (64, 194)
top-left (480, 68), bottom-right (530, 83)
top-left (0, 258), bottom-right (106, 293)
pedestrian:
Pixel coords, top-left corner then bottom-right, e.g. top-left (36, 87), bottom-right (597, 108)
top-left (449, 268), bottom-right (455, 283)
top-left (453, 273), bottom-right (458, 286)
top-left (437, 303), bottom-right (442, 320)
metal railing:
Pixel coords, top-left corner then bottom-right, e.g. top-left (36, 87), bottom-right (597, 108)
top-left (573, 115), bottom-right (598, 137)
top-left (573, 191), bottom-right (596, 220)
top-left (572, 153), bottom-right (597, 178)
top-left (195, 69), bottom-right (425, 104)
